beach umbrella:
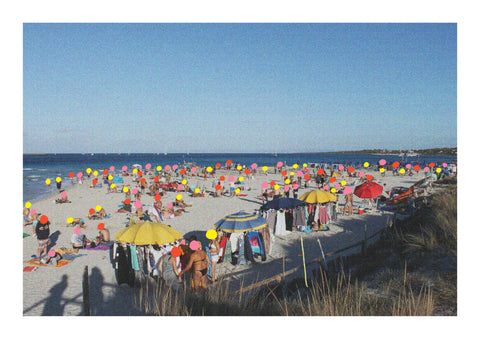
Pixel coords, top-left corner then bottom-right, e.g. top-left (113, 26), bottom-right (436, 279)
top-left (353, 182), bottom-right (383, 199)
top-left (115, 221), bottom-right (182, 246)
top-left (260, 197), bottom-right (306, 211)
top-left (299, 190), bottom-right (337, 204)
top-left (214, 211), bottom-right (267, 233)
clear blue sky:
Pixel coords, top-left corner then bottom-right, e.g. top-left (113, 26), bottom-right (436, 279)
top-left (23, 23), bottom-right (457, 153)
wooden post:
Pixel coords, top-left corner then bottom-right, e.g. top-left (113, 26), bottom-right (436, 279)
top-left (83, 266), bottom-right (90, 316)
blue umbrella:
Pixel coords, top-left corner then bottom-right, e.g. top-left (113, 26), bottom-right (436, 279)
top-left (214, 211), bottom-right (267, 233)
top-left (260, 197), bottom-right (306, 211)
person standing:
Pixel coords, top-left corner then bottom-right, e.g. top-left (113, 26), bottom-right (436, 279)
top-left (34, 216), bottom-right (51, 260)
top-left (179, 241), bottom-right (210, 291)
top-left (207, 231), bottom-right (223, 282)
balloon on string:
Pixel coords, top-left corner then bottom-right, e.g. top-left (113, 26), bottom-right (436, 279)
top-left (25, 201), bottom-right (32, 209)
top-left (379, 159), bottom-right (386, 166)
top-left (343, 186), bottom-right (352, 195)
top-left (206, 229), bottom-right (217, 240)
top-left (134, 200), bottom-right (142, 209)
top-left (251, 163), bottom-right (258, 169)
top-left (122, 166), bottom-right (128, 172)
top-left (358, 172), bottom-right (365, 177)
top-left (45, 178), bottom-right (51, 185)
top-left (67, 217), bottom-right (74, 224)
top-left (219, 175), bottom-right (225, 181)
top-left (171, 247), bottom-right (181, 257)
top-left (261, 182), bottom-right (268, 189)
top-left (98, 223), bottom-right (105, 230)
top-left (69, 172), bottom-right (74, 178)
top-left (56, 177), bottom-right (62, 183)
top-left (228, 176), bottom-right (235, 183)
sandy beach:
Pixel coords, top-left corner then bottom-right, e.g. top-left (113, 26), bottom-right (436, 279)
top-left (23, 166), bottom-right (430, 316)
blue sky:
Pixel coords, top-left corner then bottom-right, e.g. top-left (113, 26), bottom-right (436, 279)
top-left (23, 23), bottom-right (457, 153)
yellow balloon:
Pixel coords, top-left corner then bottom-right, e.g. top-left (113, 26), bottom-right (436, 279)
top-left (108, 175), bottom-right (113, 180)
top-left (56, 177), bottom-right (62, 183)
top-left (194, 188), bottom-right (200, 193)
top-left (123, 187), bottom-right (129, 192)
top-left (262, 166), bottom-right (268, 172)
top-left (133, 168), bottom-right (138, 174)
top-left (93, 171), bottom-right (98, 176)
top-left (25, 202), bottom-right (32, 209)
top-left (67, 217), bottom-right (74, 224)
top-left (176, 194), bottom-right (183, 200)
top-left (86, 168), bottom-right (92, 174)
top-left (379, 168), bottom-right (385, 173)
top-left (238, 176), bottom-right (244, 182)
top-left (95, 205), bottom-right (102, 212)
top-left (157, 165), bottom-right (162, 171)
top-left (285, 179), bottom-right (291, 184)
top-left (292, 164), bottom-right (298, 169)
top-left (206, 229), bottom-right (217, 240)
top-left (303, 163), bottom-right (307, 168)
top-left (331, 188), bottom-right (336, 193)
top-left (237, 165), bottom-right (242, 171)
top-left (399, 168), bottom-right (405, 174)
top-left (207, 166), bottom-right (213, 172)
top-left (45, 179), bottom-right (51, 185)
top-left (341, 180), bottom-right (347, 186)
top-left (182, 179), bottom-right (187, 185)
top-left (436, 167), bottom-right (441, 173)
top-left (110, 183), bottom-right (116, 188)
top-left (364, 162), bottom-right (369, 168)
top-left (274, 184), bottom-right (280, 190)
top-left (235, 188), bottom-right (240, 194)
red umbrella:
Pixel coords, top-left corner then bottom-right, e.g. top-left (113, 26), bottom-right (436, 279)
top-left (353, 182), bottom-right (383, 199)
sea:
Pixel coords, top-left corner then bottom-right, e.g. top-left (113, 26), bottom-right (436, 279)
top-left (23, 153), bottom-right (457, 204)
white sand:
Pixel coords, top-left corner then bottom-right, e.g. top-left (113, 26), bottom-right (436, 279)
top-left (23, 166), bottom-right (427, 315)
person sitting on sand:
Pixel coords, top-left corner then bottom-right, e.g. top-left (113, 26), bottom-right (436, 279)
top-left (23, 207), bottom-right (33, 226)
top-left (88, 207), bottom-right (107, 220)
top-left (179, 241), bottom-right (210, 291)
top-left (67, 218), bottom-right (87, 228)
top-left (55, 192), bottom-right (71, 204)
top-left (174, 199), bottom-right (191, 208)
top-left (161, 207), bottom-right (183, 220)
top-left (96, 227), bottom-right (110, 244)
top-left (117, 200), bottom-right (132, 213)
top-left (71, 229), bottom-right (91, 249)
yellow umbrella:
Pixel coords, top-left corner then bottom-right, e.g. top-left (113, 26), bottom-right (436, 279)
top-left (299, 190), bottom-right (337, 204)
top-left (115, 221), bottom-right (182, 246)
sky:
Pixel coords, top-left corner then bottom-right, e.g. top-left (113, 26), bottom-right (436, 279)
top-left (23, 23), bottom-right (457, 153)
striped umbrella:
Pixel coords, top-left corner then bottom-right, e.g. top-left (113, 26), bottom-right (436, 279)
top-left (214, 211), bottom-right (267, 233)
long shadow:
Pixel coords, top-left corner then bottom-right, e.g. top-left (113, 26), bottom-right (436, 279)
top-left (41, 274), bottom-right (68, 316)
top-left (49, 230), bottom-right (61, 249)
top-left (88, 267), bottom-right (105, 316)
top-left (238, 197), bottom-right (264, 205)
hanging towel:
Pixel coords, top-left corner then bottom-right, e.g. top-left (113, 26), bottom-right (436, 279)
top-left (130, 245), bottom-right (140, 271)
top-left (275, 210), bottom-right (287, 236)
top-left (319, 206), bottom-right (330, 224)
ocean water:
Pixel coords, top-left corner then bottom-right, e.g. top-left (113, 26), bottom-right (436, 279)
top-left (23, 153), bottom-right (457, 203)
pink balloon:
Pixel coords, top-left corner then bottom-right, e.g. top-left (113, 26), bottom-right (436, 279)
top-left (228, 175), bottom-right (235, 183)
top-left (165, 165), bottom-right (171, 171)
top-left (335, 183), bottom-right (341, 189)
top-left (277, 161), bottom-right (283, 168)
top-left (134, 200), bottom-right (142, 209)
top-left (172, 165), bottom-right (178, 170)
top-left (284, 186), bottom-right (290, 192)
top-left (61, 192), bottom-right (67, 198)
top-left (251, 163), bottom-right (258, 169)
top-left (339, 165), bottom-right (344, 171)
top-left (167, 202), bottom-right (173, 209)
top-left (110, 166), bottom-right (115, 171)
top-left (48, 250), bottom-right (56, 257)
top-left (30, 209), bottom-right (36, 215)
top-left (132, 188), bottom-right (138, 194)
top-left (359, 171), bottom-right (365, 177)
top-left (191, 167), bottom-right (197, 173)
top-left (177, 184), bottom-right (184, 190)
top-left (442, 162), bottom-right (447, 168)
top-left (379, 159), bottom-right (386, 166)
top-left (122, 165), bottom-right (128, 171)
top-left (424, 167), bottom-right (430, 172)
top-left (261, 182), bottom-right (268, 189)
top-left (323, 185), bottom-right (329, 190)
top-left (406, 164), bottom-right (412, 169)
top-left (77, 172), bottom-right (83, 178)
top-left (293, 183), bottom-right (299, 190)
top-left (74, 228), bottom-right (81, 234)
top-left (343, 186), bottom-right (352, 195)
top-left (296, 171), bottom-right (303, 177)
top-left (145, 163), bottom-right (151, 170)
